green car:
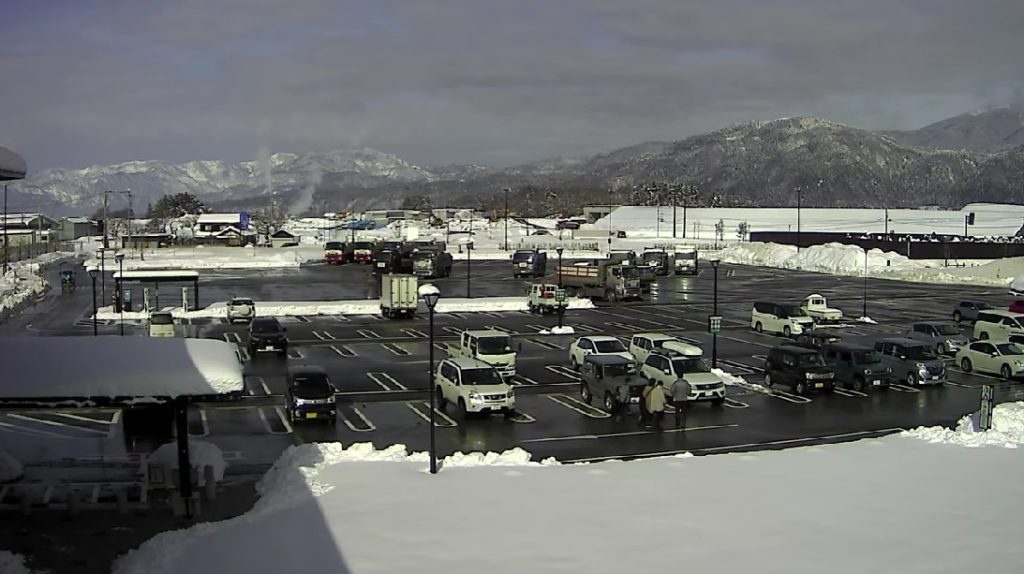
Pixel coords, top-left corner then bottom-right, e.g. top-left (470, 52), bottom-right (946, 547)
top-left (955, 341), bottom-right (1024, 379)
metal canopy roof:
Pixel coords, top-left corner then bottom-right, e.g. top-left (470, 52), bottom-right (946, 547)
top-left (0, 337), bottom-right (243, 401)
top-left (112, 270), bottom-right (200, 281)
top-left (0, 146), bottom-right (27, 180)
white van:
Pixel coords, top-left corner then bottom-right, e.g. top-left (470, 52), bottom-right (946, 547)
top-left (148, 311), bottom-right (176, 337)
top-left (457, 329), bottom-right (519, 378)
top-left (752, 302), bottom-right (815, 337)
top-left (973, 310), bottom-right (1024, 340)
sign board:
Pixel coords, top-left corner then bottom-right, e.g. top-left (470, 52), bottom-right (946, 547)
top-left (979, 385), bottom-right (994, 431)
top-left (708, 315), bottom-right (722, 334)
top-left (555, 289), bottom-right (567, 303)
top-left (122, 289), bottom-right (132, 303)
top-left (239, 211), bottom-right (251, 231)
top-left (181, 286), bottom-right (189, 313)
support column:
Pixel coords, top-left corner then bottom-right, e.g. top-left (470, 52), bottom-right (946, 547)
top-left (174, 396), bottom-right (193, 518)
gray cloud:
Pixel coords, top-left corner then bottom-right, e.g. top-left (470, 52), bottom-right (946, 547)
top-left (1, 0), bottom-right (1023, 171)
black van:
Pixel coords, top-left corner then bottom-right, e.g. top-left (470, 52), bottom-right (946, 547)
top-left (764, 345), bottom-right (836, 395)
top-left (512, 249), bottom-right (547, 278)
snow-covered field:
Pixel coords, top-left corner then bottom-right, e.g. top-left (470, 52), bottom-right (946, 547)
top-left (0, 252), bottom-right (74, 314)
top-left (113, 403), bottom-right (1024, 574)
top-left (84, 245), bottom-right (323, 271)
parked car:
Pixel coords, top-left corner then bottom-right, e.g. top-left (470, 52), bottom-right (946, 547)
top-left (751, 302), bottom-right (815, 337)
top-left (821, 343), bottom-right (892, 391)
top-left (578, 354), bottom-right (645, 413)
top-left (148, 311), bottom-right (175, 338)
top-left (905, 321), bottom-right (968, 355)
top-left (284, 366), bottom-right (337, 424)
top-left (973, 310), bottom-right (1024, 341)
top-left (952, 301), bottom-right (993, 323)
top-left (248, 317), bottom-right (288, 356)
top-left (435, 357), bottom-right (516, 419)
top-left (955, 341), bottom-right (1024, 379)
top-left (789, 330), bottom-right (843, 350)
top-left (873, 337), bottom-right (945, 386)
top-left (763, 345), bottom-right (836, 395)
top-left (628, 332), bottom-right (680, 365)
top-left (1011, 300), bottom-right (1024, 314)
top-left (800, 294), bottom-right (844, 324)
top-left (569, 335), bottom-right (633, 370)
top-left (640, 344), bottom-right (726, 405)
top-left (227, 297), bottom-right (255, 324)
top-left (527, 283), bottom-right (561, 314)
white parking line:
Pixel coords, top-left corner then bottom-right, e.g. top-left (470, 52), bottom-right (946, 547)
top-left (523, 423), bottom-right (738, 443)
top-left (405, 402), bottom-right (458, 427)
top-left (339, 406), bottom-right (376, 432)
top-left (545, 365), bottom-right (581, 380)
top-left (381, 343), bottom-right (411, 356)
top-left (0, 420), bottom-right (72, 438)
top-left (312, 330), bottom-right (336, 340)
top-left (8, 413), bottom-right (108, 434)
top-left (723, 398), bottom-right (750, 409)
top-left (527, 338), bottom-right (563, 350)
top-left (367, 372), bottom-right (408, 391)
top-left (514, 375), bottom-right (542, 385)
top-left (253, 377), bottom-right (271, 396)
top-left (544, 394), bottom-right (610, 418)
top-left (223, 332), bottom-right (242, 343)
top-left (890, 384), bottom-right (922, 392)
top-left (357, 329), bottom-right (382, 339)
top-left (275, 407), bottom-right (294, 433)
top-left (486, 325), bottom-right (516, 334)
top-left (401, 329), bottom-right (428, 338)
top-left (329, 345), bottom-right (357, 357)
top-left (832, 387), bottom-right (868, 398)
top-left (52, 412), bottom-right (116, 425)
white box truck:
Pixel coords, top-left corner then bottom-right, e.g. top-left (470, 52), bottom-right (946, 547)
top-left (380, 274), bottom-right (418, 319)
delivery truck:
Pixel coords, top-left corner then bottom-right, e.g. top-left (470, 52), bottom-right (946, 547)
top-left (380, 274), bottom-right (419, 319)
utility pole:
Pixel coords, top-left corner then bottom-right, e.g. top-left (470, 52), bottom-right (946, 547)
top-left (672, 186), bottom-right (677, 239)
top-left (503, 187), bottom-right (510, 251)
top-left (3, 184), bottom-right (7, 274)
top-left (103, 192), bottom-right (109, 249)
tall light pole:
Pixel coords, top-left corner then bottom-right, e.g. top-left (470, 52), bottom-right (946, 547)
top-left (556, 246), bottom-right (564, 288)
top-left (89, 267), bottom-right (98, 336)
top-left (115, 252), bottom-right (125, 336)
top-left (3, 183), bottom-right (8, 274)
top-left (607, 187), bottom-right (613, 253)
top-left (795, 187), bottom-right (803, 252)
top-left (466, 240), bottom-right (473, 299)
top-left (503, 187), bottom-right (510, 251)
top-left (711, 260), bottom-right (720, 369)
top-left (420, 284), bottom-right (441, 474)
top-left (862, 249), bottom-right (868, 318)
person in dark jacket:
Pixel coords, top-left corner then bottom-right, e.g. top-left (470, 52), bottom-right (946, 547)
top-left (671, 378), bottom-right (691, 428)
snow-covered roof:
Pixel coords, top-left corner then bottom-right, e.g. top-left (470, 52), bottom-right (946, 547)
top-left (0, 145), bottom-right (26, 180)
top-left (197, 213), bottom-right (241, 224)
top-left (271, 229), bottom-right (297, 238)
top-left (62, 216), bottom-right (93, 224)
top-left (0, 228), bottom-right (40, 235)
top-left (0, 337), bottom-right (243, 399)
top-left (112, 270), bottom-right (200, 280)
top-left (215, 226), bottom-right (242, 236)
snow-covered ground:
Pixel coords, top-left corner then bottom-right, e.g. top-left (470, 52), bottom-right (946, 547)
top-left (0, 251), bottom-right (74, 314)
top-left (94, 296), bottom-right (595, 321)
top-left (0, 447), bottom-right (24, 482)
top-left (84, 245), bottom-right (323, 271)
top-left (113, 402), bottom-right (1024, 574)
top-left (0, 551), bottom-right (30, 574)
top-left (148, 440), bottom-right (227, 486)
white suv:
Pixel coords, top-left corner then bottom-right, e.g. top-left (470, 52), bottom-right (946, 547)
top-left (639, 344), bottom-right (726, 406)
top-left (973, 310), bottom-right (1024, 340)
top-left (628, 332), bottom-right (680, 365)
top-left (569, 335), bottom-right (633, 370)
top-left (752, 301), bottom-right (815, 337)
top-left (435, 358), bottom-right (516, 419)
top-left (227, 297), bottom-right (255, 324)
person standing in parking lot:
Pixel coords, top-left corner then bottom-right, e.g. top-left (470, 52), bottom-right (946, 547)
top-left (671, 378), bottom-right (691, 428)
top-left (643, 380), bottom-right (666, 430)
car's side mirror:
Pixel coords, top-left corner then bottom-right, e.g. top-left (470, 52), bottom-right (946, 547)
top-left (663, 369), bottom-right (672, 375)
top-left (991, 352), bottom-right (1000, 358)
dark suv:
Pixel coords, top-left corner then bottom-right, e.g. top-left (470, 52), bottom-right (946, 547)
top-left (248, 317), bottom-right (288, 356)
top-left (764, 345), bottom-right (836, 395)
top-left (285, 366), bottom-right (337, 424)
top-left (821, 343), bottom-right (892, 392)
top-left (788, 330), bottom-right (844, 351)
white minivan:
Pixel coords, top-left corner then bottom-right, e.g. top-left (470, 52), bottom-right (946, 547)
top-left (752, 302), bottom-right (815, 337)
top-left (457, 329), bottom-right (520, 378)
top-left (148, 311), bottom-right (175, 337)
top-left (973, 310), bottom-right (1024, 340)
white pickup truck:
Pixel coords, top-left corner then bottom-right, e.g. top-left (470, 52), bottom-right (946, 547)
top-left (800, 294), bottom-right (844, 324)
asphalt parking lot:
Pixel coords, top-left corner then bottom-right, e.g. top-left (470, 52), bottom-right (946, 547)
top-left (5, 259), bottom-right (1024, 470)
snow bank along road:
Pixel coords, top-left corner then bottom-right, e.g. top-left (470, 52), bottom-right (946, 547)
top-left (4, 258), bottom-right (1023, 476)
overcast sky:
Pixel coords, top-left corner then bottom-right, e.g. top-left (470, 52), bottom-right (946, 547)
top-left (2, 0), bottom-right (1023, 171)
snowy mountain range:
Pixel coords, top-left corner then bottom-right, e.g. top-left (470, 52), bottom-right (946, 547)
top-left (10, 107), bottom-right (1024, 217)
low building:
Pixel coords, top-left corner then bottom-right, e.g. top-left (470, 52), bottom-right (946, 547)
top-left (1, 228), bottom-right (41, 248)
top-left (270, 229), bottom-right (299, 248)
top-left (361, 210), bottom-right (426, 226)
top-left (60, 217), bottom-right (99, 240)
top-left (120, 233), bottom-right (171, 250)
top-left (195, 214), bottom-right (243, 238)
top-left (213, 226), bottom-right (250, 247)
top-left (0, 212), bottom-right (59, 231)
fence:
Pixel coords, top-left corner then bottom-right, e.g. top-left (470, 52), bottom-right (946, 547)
top-left (2, 238), bottom-right (76, 265)
top-left (749, 231), bottom-right (1024, 260)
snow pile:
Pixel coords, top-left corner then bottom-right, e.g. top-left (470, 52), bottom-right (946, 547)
top-left (711, 368), bottom-right (766, 392)
top-left (84, 246), bottom-right (323, 271)
top-left (904, 401), bottom-right (1024, 448)
top-left (442, 448), bottom-right (559, 468)
top-left (0, 448), bottom-right (24, 482)
top-left (0, 551), bottom-right (31, 574)
top-left (857, 316), bottom-right (878, 324)
top-left (114, 436), bottom-right (1024, 574)
top-left (0, 252), bottom-right (72, 313)
top-left (538, 326), bottom-right (576, 335)
top-left (148, 441), bottom-right (227, 485)
top-left (1011, 274), bottom-right (1024, 295)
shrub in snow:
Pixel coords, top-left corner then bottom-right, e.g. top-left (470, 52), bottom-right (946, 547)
top-left (0, 449), bottom-right (24, 483)
top-left (147, 440), bottom-right (227, 485)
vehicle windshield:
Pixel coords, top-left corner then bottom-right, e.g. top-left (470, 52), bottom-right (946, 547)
top-left (603, 363), bottom-right (637, 377)
top-left (413, 251), bottom-right (434, 260)
top-left (798, 354), bottom-right (826, 367)
top-left (996, 343), bottom-right (1024, 356)
top-left (674, 252), bottom-right (696, 260)
top-left (642, 252), bottom-right (664, 263)
top-left (231, 298), bottom-right (253, 306)
top-left (593, 339), bottom-right (627, 353)
top-left (781, 306), bottom-right (808, 318)
top-left (353, 242), bottom-right (373, 250)
top-left (619, 266), bottom-right (640, 279)
top-left (935, 324), bottom-right (961, 336)
top-left (251, 320), bottom-right (282, 334)
top-left (292, 375), bottom-right (331, 393)
top-left (1013, 317), bottom-right (1024, 329)
top-left (477, 336), bottom-right (513, 355)
top-left (852, 351), bottom-right (882, 364)
top-left (512, 252), bottom-right (534, 262)
top-left (325, 242), bottom-right (343, 250)
top-left (150, 313), bottom-right (174, 325)
top-left (903, 346), bottom-right (936, 360)
top-left (672, 357), bottom-right (710, 373)
top-left (462, 368), bottom-right (502, 385)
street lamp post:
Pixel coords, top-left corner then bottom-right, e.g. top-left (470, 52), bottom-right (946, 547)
top-left (89, 268), bottom-right (98, 336)
top-left (556, 246), bottom-right (564, 287)
top-left (466, 240), bottom-right (473, 298)
top-left (607, 188), bottom-right (613, 253)
top-left (503, 187), bottom-right (510, 251)
top-left (711, 260), bottom-right (720, 368)
top-left (115, 252), bottom-right (125, 336)
top-left (555, 246), bottom-right (565, 330)
top-left (862, 249), bottom-right (868, 318)
top-left (420, 284), bottom-right (441, 475)
top-left (796, 187), bottom-right (803, 252)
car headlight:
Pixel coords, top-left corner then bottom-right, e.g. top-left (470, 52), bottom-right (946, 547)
top-left (885, 367), bottom-right (892, 374)
top-left (1015, 361), bottom-right (1024, 368)
top-left (915, 362), bottom-right (926, 369)
top-left (805, 373), bottom-right (814, 379)
top-left (862, 369), bottom-right (872, 375)
top-left (469, 391), bottom-right (483, 402)
top-left (506, 389), bottom-right (515, 399)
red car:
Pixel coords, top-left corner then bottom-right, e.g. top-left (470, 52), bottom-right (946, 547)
top-left (1010, 300), bottom-right (1024, 314)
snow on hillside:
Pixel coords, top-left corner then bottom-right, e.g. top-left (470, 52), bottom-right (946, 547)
top-left (114, 413), bottom-right (1024, 574)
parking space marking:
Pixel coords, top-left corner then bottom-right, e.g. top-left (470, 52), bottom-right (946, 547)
top-left (717, 359), bottom-right (761, 375)
top-left (330, 315), bottom-right (351, 323)
top-left (522, 423), bottom-right (738, 443)
top-left (357, 329), bottom-right (382, 339)
top-left (401, 328), bottom-right (428, 338)
top-left (508, 411), bottom-right (537, 423)
top-left (485, 325), bottom-right (516, 334)
top-left (287, 347), bottom-right (304, 359)
top-left (433, 342), bottom-right (450, 353)
top-left (223, 332), bottom-right (242, 343)
top-left (570, 324), bottom-right (602, 333)
top-left (607, 321), bottom-right (644, 331)
top-left (338, 405), bottom-right (376, 432)
top-left (723, 398), bottom-right (750, 409)
top-left (768, 389), bottom-right (813, 404)
top-left (237, 347), bottom-right (251, 361)
top-left (8, 413), bottom-right (109, 435)
top-left (448, 313), bottom-right (472, 320)
top-left (544, 393), bottom-right (611, 418)
top-left (545, 365), bottom-right (581, 381)
top-left (257, 407), bottom-right (292, 434)
top-left (312, 330), bottom-right (336, 340)
top-left (0, 420), bottom-right (75, 438)
top-left (367, 372), bottom-right (408, 391)
top-left (52, 412), bottom-right (117, 426)
top-left (442, 326), bottom-right (464, 335)
top-left (941, 380), bottom-right (971, 389)
top-left (381, 343), bottom-right (411, 356)
top-left (832, 387), bottom-right (868, 398)
top-left (406, 402), bottom-right (458, 427)
top-left (511, 375), bottom-right (542, 385)
top-left (527, 338), bottom-right (564, 350)
top-left (481, 312), bottom-right (506, 319)
top-left (890, 384), bottom-right (921, 393)
top-left (329, 344), bottom-right (357, 357)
